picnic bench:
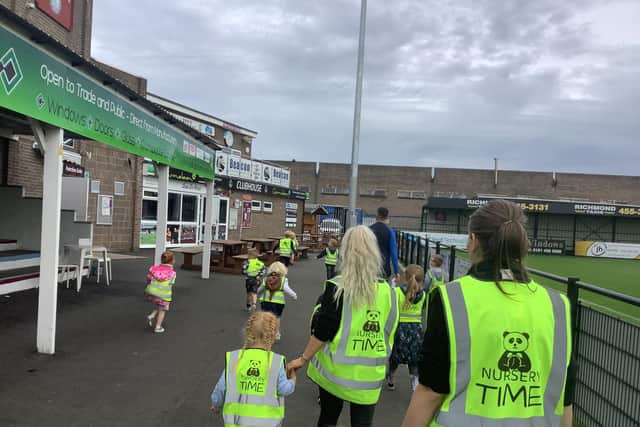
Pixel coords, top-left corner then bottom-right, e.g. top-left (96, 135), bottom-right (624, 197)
top-left (172, 240), bottom-right (248, 273)
top-left (241, 238), bottom-right (277, 254)
top-left (171, 246), bottom-right (218, 271)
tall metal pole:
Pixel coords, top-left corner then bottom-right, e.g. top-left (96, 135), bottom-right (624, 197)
top-left (348, 0), bottom-right (367, 229)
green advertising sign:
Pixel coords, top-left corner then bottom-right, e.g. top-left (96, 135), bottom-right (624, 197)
top-left (0, 25), bottom-right (216, 179)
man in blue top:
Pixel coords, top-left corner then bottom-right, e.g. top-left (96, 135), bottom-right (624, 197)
top-left (369, 207), bottom-right (400, 282)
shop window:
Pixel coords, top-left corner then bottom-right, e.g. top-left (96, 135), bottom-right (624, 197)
top-left (263, 201), bottom-right (273, 213)
top-left (114, 181), bottom-right (125, 196)
top-left (168, 193), bottom-right (181, 221)
top-left (180, 225), bottom-right (197, 244)
top-left (142, 199), bottom-right (158, 220)
top-left (251, 200), bottom-right (262, 212)
top-left (182, 195), bottom-right (197, 222)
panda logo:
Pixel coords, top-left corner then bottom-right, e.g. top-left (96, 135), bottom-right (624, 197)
top-left (362, 310), bottom-right (381, 333)
top-left (263, 166), bottom-right (271, 182)
top-left (246, 360), bottom-right (261, 377)
top-left (216, 155), bottom-right (226, 174)
top-left (498, 331), bottom-right (532, 372)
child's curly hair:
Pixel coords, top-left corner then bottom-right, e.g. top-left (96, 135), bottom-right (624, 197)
top-left (243, 311), bottom-right (279, 349)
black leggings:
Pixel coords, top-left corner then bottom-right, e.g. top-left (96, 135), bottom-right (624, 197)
top-left (317, 386), bottom-right (376, 427)
top-left (279, 256), bottom-right (291, 266)
top-left (325, 264), bottom-right (336, 280)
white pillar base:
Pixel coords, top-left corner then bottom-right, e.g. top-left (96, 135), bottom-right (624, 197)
top-left (202, 181), bottom-right (214, 279)
top-left (33, 123), bottom-right (63, 355)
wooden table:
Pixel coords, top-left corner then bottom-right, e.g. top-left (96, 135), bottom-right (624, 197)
top-left (211, 240), bottom-right (248, 274)
top-left (241, 238), bottom-right (277, 254)
top-left (171, 246), bottom-right (207, 271)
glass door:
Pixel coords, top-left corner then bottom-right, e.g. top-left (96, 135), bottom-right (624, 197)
top-left (216, 197), bottom-right (229, 240)
top-left (200, 195), bottom-right (230, 241)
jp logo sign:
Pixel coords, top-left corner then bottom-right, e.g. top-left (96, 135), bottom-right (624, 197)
top-left (0, 48), bottom-right (23, 95)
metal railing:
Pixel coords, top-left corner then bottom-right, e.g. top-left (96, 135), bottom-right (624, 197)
top-left (397, 231), bottom-right (640, 427)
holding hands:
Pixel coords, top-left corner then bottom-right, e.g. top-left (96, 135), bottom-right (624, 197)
top-left (286, 357), bottom-right (307, 378)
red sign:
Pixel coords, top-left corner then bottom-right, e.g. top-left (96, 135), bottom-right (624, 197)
top-left (36, 0), bottom-right (74, 31)
top-left (242, 201), bottom-right (252, 228)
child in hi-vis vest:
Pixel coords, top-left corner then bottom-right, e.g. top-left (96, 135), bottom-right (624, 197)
top-left (257, 262), bottom-right (297, 340)
top-left (316, 238), bottom-right (339, 280)
top-left (242, 248), bottom-right (266, 312)
top-left (145, 251), bottom-right (176, 333)
top-left (424, 254), bottom-right (445, 292)
top-left (210, 311), bottom-right (296, 426)
top-left (387, 264), bottom-right (427, 392)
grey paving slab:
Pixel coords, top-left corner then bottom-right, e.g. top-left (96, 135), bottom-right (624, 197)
top-left (0, 252), bottom-right (413, 426)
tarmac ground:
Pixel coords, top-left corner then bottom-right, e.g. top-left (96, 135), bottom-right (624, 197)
top-left (0, 251), bottom-right (414, 426)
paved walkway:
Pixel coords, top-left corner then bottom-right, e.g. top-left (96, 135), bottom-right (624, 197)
top-left (0, 252), bottom-right (414, 426)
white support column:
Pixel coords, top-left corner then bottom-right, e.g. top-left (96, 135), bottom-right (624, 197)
top-left (154, 164), bottom-right (169, 265)
top-left (33, 122), bottom-right (63, 354)
top-left (201, 180), bottom-right (215, 279)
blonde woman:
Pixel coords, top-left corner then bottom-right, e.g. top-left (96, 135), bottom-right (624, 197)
top-left (287, 225), bottom-right (399, 427)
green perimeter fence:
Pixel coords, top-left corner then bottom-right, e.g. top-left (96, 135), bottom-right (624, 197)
top-left (398, 231), bottom-right (640, 427)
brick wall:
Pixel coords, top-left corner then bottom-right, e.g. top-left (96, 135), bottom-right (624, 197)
top-left (7, 137), bottom-right (44, 197)
top-left (78, 140), bottom-right (141, 252)
top-left (226, 194), bottom-right (303, 241)
top-left (275, 160), bottom-right (640, 218)
top-left (1, 0), bottom-right (93, 57)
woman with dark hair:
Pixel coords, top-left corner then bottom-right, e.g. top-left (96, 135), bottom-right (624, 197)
top-left (402, 200), bottom-right (575, 427)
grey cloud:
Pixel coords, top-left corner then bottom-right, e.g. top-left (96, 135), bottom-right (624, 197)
top-left (92, 0), bottom-right (640, 176)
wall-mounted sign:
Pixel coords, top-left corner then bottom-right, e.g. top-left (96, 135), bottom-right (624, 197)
top-left (0, 25), bottom-right (216, 178)
top-left (285, 202), bottom-right (298, 229)
top-left (575, 241), bottom-right (640, 260)
top-left (216, 152), bottom-right (228, 176)
top-left (528, 239), bottom-right (565, 255)
top-left (96, 194), bottom-right (113, 225)
top-left (262, 165), bottom-right (272, 183)
top-left (273, 167), bottom-right (290, 187)
top-left (227, 154), bottom-right (241, 177)
top-left (223, 130), bottom-right (234, 147)
top-left (62, 159), bottom-right (84, 177)
top-left (222, 177), bottom-right (306, 200)
top-left (36, 0), bottom-right (73, 31)
top-left (242, 200), bottom-right (252, 228)
top-left (240, 158), bottom-right (252, 180)
top-left (427, 197), bottom-right (640, 218)
top-left (171, 113), bottom-right (215, 137)
top-left (251, 161), bottom-right (263, 182)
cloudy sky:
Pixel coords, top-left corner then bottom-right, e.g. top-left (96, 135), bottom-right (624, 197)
top-left (92, 0), bottom-right (640, 176)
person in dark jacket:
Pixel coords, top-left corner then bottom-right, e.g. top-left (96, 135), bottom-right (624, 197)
top-left (369, 207), bottom-right (400, 282)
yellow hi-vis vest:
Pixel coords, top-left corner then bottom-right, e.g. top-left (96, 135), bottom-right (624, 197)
top-left (432, 275), bottom-right (571, 427)
top-left (307, 276), bottom-right (399, 405)
top-left (259, 277), bottom-right (286, 305)
top-left (223, 349), bottom-right (285, 427)
top-left (324, 249), bottom-right (338, 266)
top-left (396, 287), bottom-right (426, 324)
top-left (279, 238), bottom-right (293, 257)
top-left (428, 269), bottom-right (445, 288)
top-left (144, 276), bottom-right (174, 302)
top-left (246, 258), bottom-right (265, 278)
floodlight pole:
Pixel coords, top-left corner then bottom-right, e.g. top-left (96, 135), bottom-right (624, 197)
top-left (348, 0), bottom-right (367, 229)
